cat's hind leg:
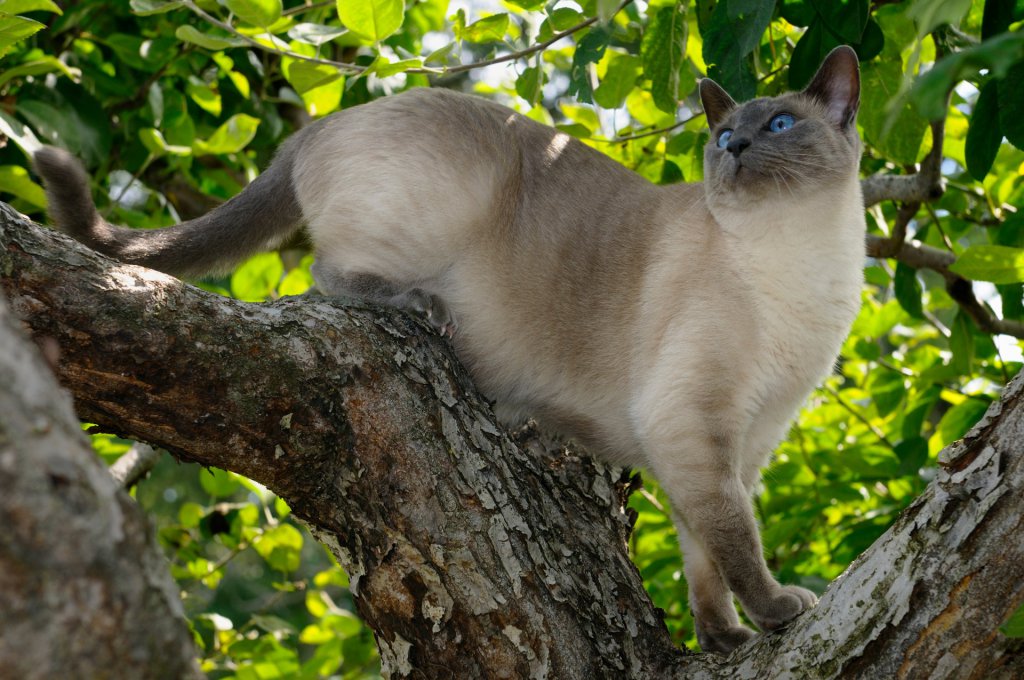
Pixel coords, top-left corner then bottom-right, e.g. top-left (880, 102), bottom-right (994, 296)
top-left (311, 264), bottom-right (456, 337)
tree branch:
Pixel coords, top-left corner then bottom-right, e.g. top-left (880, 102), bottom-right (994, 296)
top-left (866, 234), bottom-right (1024, 338)
top-left (3, 203), bottom-right (1023, 677)
top-left (0, 290), bottom-right (201, 679)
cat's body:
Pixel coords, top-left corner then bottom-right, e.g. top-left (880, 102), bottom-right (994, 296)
top-left (34, 46), bottom-right (866, 653)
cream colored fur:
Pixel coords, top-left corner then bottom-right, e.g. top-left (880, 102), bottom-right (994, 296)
top-left (35, 46), bottom-right (866, 655)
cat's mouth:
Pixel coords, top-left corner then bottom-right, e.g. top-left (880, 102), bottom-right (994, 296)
top-left (733, 161), bottom-right (760, 178)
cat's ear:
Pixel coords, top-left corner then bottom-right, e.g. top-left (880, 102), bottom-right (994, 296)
top-left (699, 79), bottom-right (737, 129)
top-left (803, 45), bottom-right (860, 129)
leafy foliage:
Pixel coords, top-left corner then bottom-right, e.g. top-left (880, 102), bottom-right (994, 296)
top-left (3, 0), bottom-right (1022, 670)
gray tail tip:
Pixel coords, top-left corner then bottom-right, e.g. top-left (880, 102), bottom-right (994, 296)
top-left (31, 145), bottom-right (101, 235)
top-left (33, 145), bottom-right (86, 184)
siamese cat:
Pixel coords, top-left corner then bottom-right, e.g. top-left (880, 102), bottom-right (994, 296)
top-left (34, 45), bottom-right (865, 654)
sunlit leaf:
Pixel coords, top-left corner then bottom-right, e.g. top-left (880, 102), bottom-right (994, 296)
top-left (949, 245), bottom-right (1024, 284)
top-left (336, 0), bottom-right (404, 42)
top-left (224, 0), bottom-right (281, 27)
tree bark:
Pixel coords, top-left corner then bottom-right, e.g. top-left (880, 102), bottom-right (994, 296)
top-left (0, 281), bottom-right (202, 678)
top-left (1, 201), bottom-right (1022, 678)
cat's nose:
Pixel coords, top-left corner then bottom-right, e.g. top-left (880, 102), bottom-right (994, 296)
top-left (726, 137), bottom-right (751, 157)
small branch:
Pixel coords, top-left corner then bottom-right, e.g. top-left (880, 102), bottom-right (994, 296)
top-left (108, 442), bottom-right (162, 489)
top-left (440, 0), bottom-right (632, 76)
top-left (181, 0), bottom-right (366, 73)
top-left (592, 113), bottom-right (700, 144)
top-left (183, 0), bottom-right (631, 79)
top-left (861, 115), bottom-right (947, 208)
top-left (866, 234), bottom-right (1024, 339)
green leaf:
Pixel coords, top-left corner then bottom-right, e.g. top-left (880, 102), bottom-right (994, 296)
top-left (0, 14), bottom-right (44, 56)
top-left (567, 27), bottom-right (608, 104)
top-left (224, 0), bottom-right (281, 27)
top-left (1, 0), bottom-right (61, 13)
top-left (595, 52), bottom-right (641, 110)
top-left (515, 65), bottom-right (544, 105)
top-left (175, 25), bottom-right (242, 51)
top-left (287, 22), bottom-right (347, 46)
top-left (193, 113), bottom-right (260, 155)
top-left (0, 56), bottom-right (73, 90)
top-left (230, 251), bottom-right (283, 301)
top-left (462, 13), bottom-right (509, 43)
top-left (18, 80), bottom-right (112, 167)
top-left (702, 0), bottom-right (772, 101)
top-left (641, 4), bottom-right (688, 113)
top-left (780, 0), bottom-right (816, 27)
top-left (253, 524), bottom-right (304, 573)
top-left (982, 0), bottom-right (1021, 40)
top-left (859, 58), bottom-right (928, 164)
top-left (949, 245), bottom-right (1024, 284)
top-left (200, 468), bottom-right (241, 498)
top-left (894, 262), bottom-right (925, 319)
top-left (911, 31), bottom-right (1024, 120)
top-left (1003, 602), bottom-right (1024, 638)
top-left (285, 60), bottom-right (343, 94)
top-left (130, 0), bottom-right (183, 15)
top-left (949, 311), bottom-right (974, 374)
top-left (336, 0), bottom-right (404, 42)
top-left (998, 61), bottom-right (1024, 151)
top-left (0, 110), bottom-right (40, 155)
top-left (185, 78), bottom-right (222, 116)
top-left (789, 18), bottom-right (841, 90)
top-left (907, 0), bottom-right (971, 37)
top-left (965, 80), bottom-right (1003, 181)
top-left (139, 127), bottom-right (192, 157)
top-left (936, 397), bottom-right (990, 445)
top-left (178, 502), bottom-right (206, 528)
top-left (0, 164), bottom-right (45, 208)
top-left (867, 369), bottom-right (906, 416)
top-left (895, 436), bottom-right (929, 475)
top-left (810, 0), bottom-right (868, 44)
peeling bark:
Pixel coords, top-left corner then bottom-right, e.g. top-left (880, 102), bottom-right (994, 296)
top-left (2, 202), bottom-right (1023, 678)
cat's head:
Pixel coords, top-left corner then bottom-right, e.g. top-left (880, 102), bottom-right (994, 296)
top-left (700, 46), bottom-right (861, 210)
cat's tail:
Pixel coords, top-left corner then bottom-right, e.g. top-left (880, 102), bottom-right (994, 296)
top-left (32, 144), bottom-right (304, 279)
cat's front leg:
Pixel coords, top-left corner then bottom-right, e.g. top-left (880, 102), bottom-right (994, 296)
top-left (676, 522), bottom-right (756, 653)
top-left (655, 455), bottom-right (816, 650)
top-left (637, 396), bottom-right (816, 653)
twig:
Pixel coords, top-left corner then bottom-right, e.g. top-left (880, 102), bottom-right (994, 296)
top-left (823, 384), bottom-right (894, 448)
top-left (592, 113), bottom-right (700, 144)
top-left (109, 442), bottom-right (162, 489)
top-left (181, 0), bottom-right (367, 73)
top-left (182, 0), bottom-right (633, 78)
top-left (866, 234), bottom-right (1024, 339)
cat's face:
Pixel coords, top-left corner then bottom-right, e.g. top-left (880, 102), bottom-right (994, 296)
top-left (700, 47), bottom-right (861, 211)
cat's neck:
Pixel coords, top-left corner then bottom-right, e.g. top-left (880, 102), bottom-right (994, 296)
top-left (710, 175), bottom-right (864, 271)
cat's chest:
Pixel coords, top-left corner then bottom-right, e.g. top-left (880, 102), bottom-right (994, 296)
top-left (728, 210), bottom-right (864, 392)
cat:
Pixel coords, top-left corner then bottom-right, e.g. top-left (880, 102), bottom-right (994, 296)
top-left (33, 45), bottom-right (865, 654)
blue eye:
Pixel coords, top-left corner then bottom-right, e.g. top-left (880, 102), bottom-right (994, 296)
top-left (769, 113), bottom-right (795, 132)
top-left (717, 129), bottom-right (733, 148)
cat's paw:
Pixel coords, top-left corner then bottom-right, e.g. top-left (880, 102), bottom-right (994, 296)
top-left (696, 623), bottom-right (756, 655)
top-left (397, 288), bottom-right (457, 338)
top-left (748, 585), bottom-right (817, 631)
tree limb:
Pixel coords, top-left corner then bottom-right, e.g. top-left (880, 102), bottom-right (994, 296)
top-left (3, 203), bottom-right (1023, 678)
top-left (0, 286), bottom-right (201, 679)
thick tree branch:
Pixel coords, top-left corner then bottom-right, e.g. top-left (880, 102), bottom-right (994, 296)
top-left (3, 203), bottom-right (1023, 677)
top-left (0, 292), bottom-right (201, 679)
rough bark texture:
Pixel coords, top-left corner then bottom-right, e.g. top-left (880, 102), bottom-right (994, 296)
top-left (2, 201), bottom-right (1023, 678)
top-left (0, 286), bottom-right (201, 678)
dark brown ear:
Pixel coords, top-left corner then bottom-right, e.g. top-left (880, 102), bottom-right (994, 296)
top-left (699, 78), bottom-right (737, 129)
top-left (803, 45), bottom-right (860, 129)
